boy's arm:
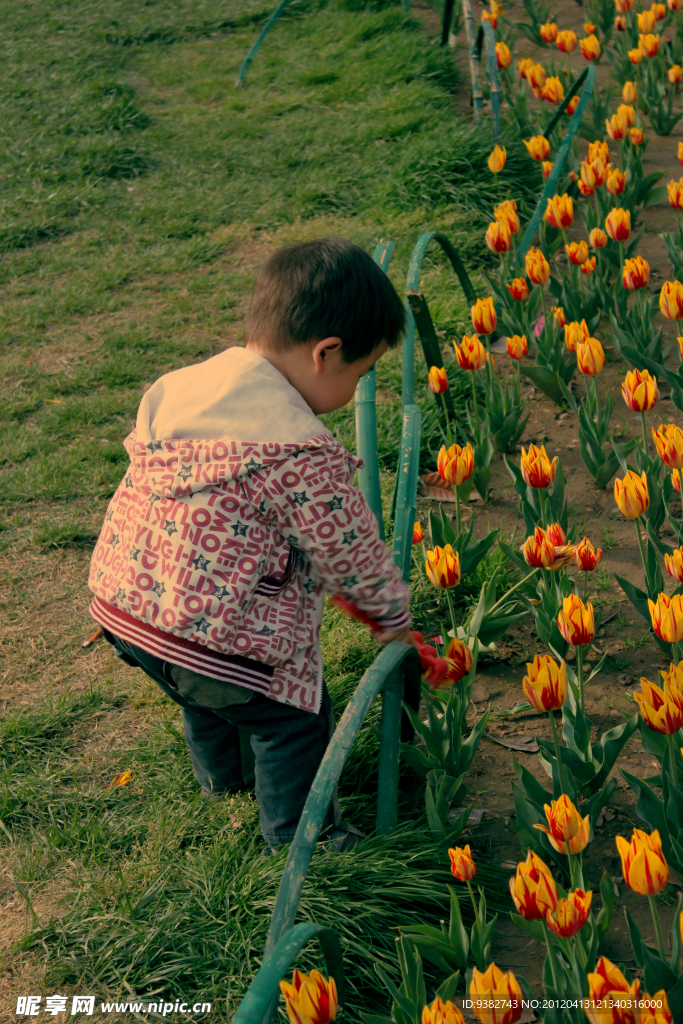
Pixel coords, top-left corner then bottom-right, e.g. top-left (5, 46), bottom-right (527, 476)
top-left (245, 451), bottom-right (411, 634)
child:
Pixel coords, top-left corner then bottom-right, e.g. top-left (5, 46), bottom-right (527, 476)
top-left (88, 236), bottom-right (413, 851)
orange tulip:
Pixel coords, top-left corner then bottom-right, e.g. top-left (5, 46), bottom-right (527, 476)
top-left (574, 537), bottom-right (603, 571)
top-left (471, 296), bottom-right (497, 335)
top-left (653, 2), bottom-right (667, 19)
top-left (522, 527), bottom-right (556, 568)
top-left (552, 306), bottom-right (566, 327)
top-left (426, 545), bottom-right (461, 589)
top-left (543, 160), bottom-right (554, 179)
top-left (618, 103), bottom-right (636, 126)
top-left (542, 77), bottom-right (565, 104)
top-left (607, 167), bottom-right (626, 195)
top-left (566, 95), bottom-right (579, 114)
top-left (454, 334), bottom-right (486, 371)
top-left (481, 9), bottom-right (498, 28)
top-left (522, 654), bottom-right (567, 712)
top-left (581, 34), bottom-right (601, 59)
top-left (605, 207), bottom-right (631, 241)
top-left (556, 29), bottom-right (578, 53)
top-left (623, 81), bottom-right (638, 103)
top-left (280, 970), bottom-right (338, 1024)
top-left (670, 65), bottom-right (683, 84)
top-left (660, 280), bottom-right (683, 320)
top-left (653, 423), bottom-right (683, 468)
top-left (546, 889), bottom-right (592, 938)
top-left (528, 63), bottom-right (547, 90)
top-left (428, 366), bottom-right (449, 394)
top-left (669, 178), bottom-right (683, 209)
top-left (496, 42), bottom-right (512, 69)
top-left (638, 8), bottom-right (656, 31)
top-left (520, 444), bottom-right (557, 489)
top-left (509, 850), bottom-right (558, 919)
top-left (623, 256), bottom-right (650, 289)
top-left (635, 676), bottom-right (683, 734)
top-left (665, 547), bottom-right (683, 582)
top-left (469, 964), bottom-right (523, 1024)
top-left (518, 57), bottom-right (533, 79)
top-left (488, 145), bottom-right (507, 173)
top-left (622, 368), bottom-right (657, 411)
top-left (524, 135), bottom-right (550, 161)
top-left (495, 199), bottom-right (520, 234)
top-left (485, 219), bottom-right (512, 253)
top-left (422, 999), bottom-right (467, 1024)
top-left (673, 468), bottom-right (681, 493)
top-left (584, 20), bottom-right (596, 33)
top-left (630, 126), bottom-right (644, 144)
top-left (590, 227), bottom-right (608, 248)
top-left (564, 319), bottom-right (590, 353)
top-left (581, 257), bottom-right (597, 275)
top-left (615, 0), bottom-right (634, 10)
top-left (507, 334), bottom-right (528, 360)
top-left (566, 240), bottom-right (589, 265)
top-left (438, 442), bottom-right (475, 486)
top-left (577, 336), bottom-right (605, 375)
top-left (525, 246), bottom-right (550, 285)
top-left (412, 521), bottom-right (423, 545)
top-left (585, 957), bottom-right (641, 1024)
top-left (557, 594), bottom-right (595, 646)
top-left (670, 0), bottom-right (683, 9)
top-left (546, 194), bottom-right (573, 229)
top-left (679, 141), bottom-right (683, 167)
top-left (449, 844), bottom-right (477, 881)
top-left (442, 638), bottom-right (474, 685)
top-left (614, 469), bottom-right (649, 518)
top-left (640, 33), bottom-right (660, 57)
top-left (629, 47), bottom-right (644, 63)
top-left (649, 592), bottom-right (683, 643)
top-left (540, 21), bottom-right (558, 42)
top-left (507, 278), bottom-right (529, 301)
top-left (616, 828), bottom-right (669, 894)
top-left (546, 522), bottom-right (565, 546)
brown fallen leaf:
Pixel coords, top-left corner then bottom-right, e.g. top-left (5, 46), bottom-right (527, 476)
top-left (485, 733), bottom-right (539, 753)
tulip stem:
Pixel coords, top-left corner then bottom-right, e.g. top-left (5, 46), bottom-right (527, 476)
top-left (454, 485), bottom-right (462, 537)
top-left (467, 879), bottom-right (481, 930)
top-left (648, 893), bottom-right (667, 961)
top-left (583, 571), bottom-right (588, 602)
top-left (487, 568), bottom-right (539, 617)
top-left (548, 710), bottom-right (569, 796)
top-left (641, 411), bottom-right (648, 454)
top-left (541, 919), bottom-right (563, 994)
top-left (577, 645), bottom-right (585, 715)
top-left (674, 642), bottom-right (681, 664)
top-left (445, 588), bottom-right (459, 644)
top-left (635, 517), bottom-right (652, 594)
top-left (470, 371), bottom-right (481, 435)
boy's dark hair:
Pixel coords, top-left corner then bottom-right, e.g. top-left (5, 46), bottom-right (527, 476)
top-left (245, 236), bottom-right (406, 362)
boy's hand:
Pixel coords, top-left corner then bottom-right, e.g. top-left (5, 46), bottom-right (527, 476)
top-left (374, 624), bottom-right (419, 647)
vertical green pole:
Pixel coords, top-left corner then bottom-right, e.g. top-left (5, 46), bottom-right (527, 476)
top-left (481, 20), bottom-right (501, 144)
top-left (461, 0), bottom-right (483, 125)
top-left (392, 404), bottom-right (422, 582)
top-left (355, 370), bottom-right (384, 541)
top-left (376, 669), bottom-right (403, 834)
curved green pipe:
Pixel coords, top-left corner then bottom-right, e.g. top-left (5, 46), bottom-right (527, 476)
top-left (233, 923), bottom-right (345, 1024)
top-left (235, 0), bottom-right (294, 88)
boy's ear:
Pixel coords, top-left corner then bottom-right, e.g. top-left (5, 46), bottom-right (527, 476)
top-left (312, 337), bottom-right (343, 371)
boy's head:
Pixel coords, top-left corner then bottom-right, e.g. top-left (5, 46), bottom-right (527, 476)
top-left (245, 236), bottom-right (406, 414)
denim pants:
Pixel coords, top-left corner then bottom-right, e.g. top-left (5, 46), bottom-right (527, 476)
top-left (105, 632), bottom-right (337, 846)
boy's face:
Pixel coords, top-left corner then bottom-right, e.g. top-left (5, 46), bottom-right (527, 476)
top-left (248, 337), bottom-right (388, 416)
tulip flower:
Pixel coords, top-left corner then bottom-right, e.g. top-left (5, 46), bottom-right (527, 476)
top-left (558, 594), bottom-right (595, 646)
top-left (617, 828), bottom-right (669, 894)
top-left (589, 139), bottom-right (610, 163)
top-left (614, 469), bottom-right (649, 518)
top-left (495, 199), bottom-right (519, 234)
top-left (535, 796), bottom-right (590, 855)
top-left (485, 220), bottom-right (512, 253)
top-left (640, 33), bottom-right (660, 57)
top-left (574, 537), bottom-right (603, 571)
top-left (653, 423), bottom-right (683, 468)
top-left (449, 844), bottom-right (477, 881)
top-left (622, 368), bottom-right (657, 413)
top-left (623, 81), bottom-right (637, 103)
top-left (470, 964), bottom-right (523, 1024)
top-left (488, 145), bottom-right (506, 173)
top-left (653, 2), bottom-right (666, 18)
top-left (606, 112), bottom-right (628, 140)
top-left (635, 677), bottom-right (683, 734)
top-left (622, 256), bottom-right (650, 289)
top-left (618, 103), bottom-right (636, 126)
top-left (422, 998), bottom-right (466, 1024)
top-left (660, 280), bottom-right (683, 321)
top-left (520, 443), bottom-right (557, 489)
top-left (566, 95), bottom-right (579, 114)
top-left (564, 320), bottom-right (589, 353)
top-left (438, 442), bottom-right (474, 486)
top-left (280, 970), bottom-right (338, 1024)
top-left (583, 157), bottom-right (608, 189)
top-left (629, 47), bottom-right (643, 63)
top-left (546, 889), bottom-right (592, 938)
top-left (528, 63), bottom-right (547, 90)
top-left (679, 141), bottom-right (683, 167)
top-left (471, 297), bottom-right (497, 335)
top-left (577, 336), bottom-right (605, 375)
top-left (639, 993), bottom-right (672, 1024)
top-left (588, 230), bottom-right (607, 253)
top-left (630, 126), bottom-right (644, 144)
top-left (542, 160), bottom-right (554, 179)
top-left (546, 194), bottom-right (573, 229)
top-left (443, 637), bottom-right (474, 685)
top-left (540, 21), bottom-right (558, 42)
top-left (507, 334), bottom-right (527, 360)
top-left (426, 545), bottom-right (461, 589)
top-left (585, 957), bottom-right (642, 1024)
top-left (507, 278), bottom-right (529, 301)
top-left (581, 34), bottom-right (601, 59)
top-left (522, 527), bottom-right (556, 568)
top-left (615, 15), bottom-right (627, 30)
top-left (552, 306), bottom-right (566, 327)
top-left (671, 0), bottom-right (683, 9)
top-left (666, 547), bottom-right (683, 581)
top-left (454, 334), bottom-right (486, 371)
top-left (670, 65), bottom-right (683, 84)
top-left (542, 77), bottom-right (565, 104)
top-left (522, 654), bottom-right (566, 712)
top-left (616, 0), bottom-right (633, 10)
top-left (518, 57), bottom-right (533, 79)
top-left (524, 135), bottom-right (550, 161)
top-left (649, 592), bottom-right (683, 644)
top-left (605, 207), bottom-right (631, 241)
top-left (669, 178), bottom-right (683, 209)
top-left (412, 521), bottom-right (423, 546)
top-left (674, 468), bottom-right (681, 493)
top-left (638, 8), bottom-right (656, 30)
top-left (481, 9), bottom-right (498, 28)
top-left (509, 850), bottom-right (558, 919)
top-left (566, 240), bottom-right (589, 265)
top-left (496, 42), bottom-right (512, 69)
top-left (556, 29), bottom-right (577, 53)
top-left (606, 167), bottom-right (626, 195)
top-left (581, 257), bottom-right (597, 275)
top-left (545, 522), bottom-right (564, 546)
top-left (525, 246), bottom-right (550, 285)
top-left (428, 366), bottom-right (448, 394)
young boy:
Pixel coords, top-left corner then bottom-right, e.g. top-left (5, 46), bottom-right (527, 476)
top-left (88, 236), bottom-right (413, 850)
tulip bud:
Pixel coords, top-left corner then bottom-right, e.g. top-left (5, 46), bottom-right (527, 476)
top-left (577, 336), bottom-right (605, 375)
top-left (541, 77), bottom-right (565, 104)
top-left (622, 368), bottom-right (657, 411)
top-left (438, 442), bottom-right (475, 486)
top-left (581, 256), bottom-right (597, 275)
top-left (623, 256), bottom-right (650, 289)
top-left (428, 366), bottom-right (449, 394)
top-left (507, 278), bottom-right (529, 301)
top-left (522, 527), bottom-right (556, 568)
top-left (518, 57), bottom-right (533, 79)
top-left (629, 47), bottom-right (643, 63)
top-left (564, 318), bottom-right (590, 352)
top-left (638, 8), bottom-right (656, 30)
top-left (673, 469), bottom-right (681, 493)
top-left (606, 167), bottom-right (626, 195)
top-left (507, 334), bottom-right (528, 360)
top-left (649, 592), bottom-right (683, 643)
top-left (614, 469), bottom-right (650, 518)
top-left (540, 21), bottom-right (558, 42)
top-left (426, 544), bottom-right (461, 589)
top-left (538, 794), bottom-right (583, 842)
top-left (639, 33), bottom-right (660, 57)
top-left (470, 964), bottom-right (523, 1024)
top-left (552, 306), bottom-right (566, 327)
top-left (471, 296), bottom-right (497, 335)
top-left (524, 135), bottom-right (551, 161)
top-left (615, 15), bottom-right (627, 30)
top-left (454, 334), bottom-right (486, 371)
top-left (605, 207), bottom-right (631, 241)
top-left (669, 64), bottom-right (683, 84)
top-left (280, 969), bottom-right (338, 1024)
top-left (630, 126), bottom-right (644, 144)
top-left (485, 219), bottom-right (512, 253)
top-left (509, 850), bottom-right (558, 919)
top-left (449, 844), bottom-right (477, 881)
top-left (618, 103), bottom-right (636, 126)
top-left (541, 159), bottom-right (553, 180)
top-left (666, 547), bottom-right (683, 582)
top-left (422, 999), bottom-right (467, 1024)
top-left (528, 63), bottom-right (547, 90)
top-left (622, 81), bottom-right (638, 103)
top-left (520, 443), bottom-right (558, 488)
top-left (488, 144), bottom-right (507, 173)
top-left (679, 141), bottom-right (683, 167)
top-left (558, 594), bottom-right (595, 647)
top-left (481, 9), bottom-right (498, 28)
top-left (653, 423), bottom-right (683, 468)
top-left (412, 521), bottom-right (423, 545)
top-left (525, 246), bottom-right (550, 285)
top-left (546, 889), bottom-right (592, 938)
top-left (574, 537), bottom-right (603, 571)
top-left (522, 654), bottom-right (567, 712)
top-left (652, 2), bottom-right (666, 19)
top-left (545, 522), bottom-right (565, 546)
top-left (584, 21), bottom-right (596, 33)
top-left (556, 29), bottom-right (577, 53)
top-left (496, 42), bottom-right (512, 69)
top-left (669, 178), bottom-right (683, 210)
top-left (580, 34), bottom-right (601, 60)
top-left (546, 194), bottom-right (574, 229)
top-left (566, 240), bottom-right (589, 265)
top-left (442, 638), bottom-right (474, 685)
top-left (606, 112), bottom-right (629, 140)
top-left (616, 828), bottom-right (669, 894)
top-left (660, 280), bottom-right (683, 320)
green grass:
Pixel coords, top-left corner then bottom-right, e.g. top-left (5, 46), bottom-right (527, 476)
top-left (0, 0), bottom-right (528, 1015)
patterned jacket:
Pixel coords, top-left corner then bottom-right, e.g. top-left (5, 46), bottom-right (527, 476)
top-left (89, 347), bottom-right (411, 714)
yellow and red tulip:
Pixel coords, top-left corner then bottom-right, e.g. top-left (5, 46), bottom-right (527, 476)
top-left (605, 207), bottom-right (631, 241)
top-left (564, 319), bottom-right (590, 352)
top-left (653, 423), bottom-right (683, 468)
top-left (623, 256), bottom-right (650, 289)
top-left (639, 992), bottom-right (672, 1024)
top-left (589, 140), bottom-right (610, 163)
top-left (454, 334), bottom-right (487, 371)
top-left (674, 469), bottom-right (682, 493)
top-left (412, 521), bottom-right (424, 545)
top-left (607, 167), bottom-right (626, 195)
top-left (428, 366), bottom-right (449, 394)
top-left (543, 160), bottom-right (554, 179)
top-left (581, 34), bottom-right (601, 60)
top-left (518, 57), bottom-right (533, 79)
top-left (449, 844), bottom-right (477, 881)
top-left (522, 527), bottom-right (556, 568)
top-left (546, 194), bottom-right (574, 229)
top-left (574, 537), bottom-right (603, 571)
top-left (638, 8), bottom-right (656, 30)
top-left (528, 63), bottom-right (547, 90)
top-left (507, 278), bottom-right (529, 301)
top-left (649, 592), bottom-right (683, 643)
top-left (545, 522), bottom-right (565, 545)
top-left (552, 306), bottom-right (566, 327)
top-left (541, 77), bottom-right (565, 104)
top-left (615, 15), bottom-right (628, 30)
top-left (520, 443), bottom-right (558, 489)
top-left (614, 469), bottom-right (650, 518)
top-left (629, 47), bottom-right (644, 63)
top-left (494, 199), bottom-right (519, 235)
top-left (422, 998), bottom-right (466, 1024)
top-left (669, 178), bottom-right (683, 210)
top-left (525, 247), bottom-right (550, 285)
top-left (438, 442), bottom-right (474, 486)
top-left (540, 22), bottom-right (558, 42)
top-left (488, 145), bottom-right (507, 173)
top-left (622, 368), bottom-right (657, 411)
top-left (581, 257), bottom-right (597, 276)
top-left (485, 220), bottom-right (512, 253)
top-left (507, 334), bottom-right (528, 360)
top-left (660, 280), bottom-right (683, 320)
top-left (635, 677), bottom-right (683, 734)
top-left (535, 795), bottom-right (591, 855)
top-left (558, 594), bottom-right (595, 646)
top-left (606, 112), bottom-right (629, 140)
top-left (546, 889), bottom-right (592, 938)
top-left (426, 545), bottom-right (461, 589)
top-left (509, 850), bottom-right (558, 919)
top-left (442, 638), bottom-right (474, 685)
top-left (566, 240), bottom-right (589, 265)
top-left (616, 0), bottom-right (634, 11)
top-left (524, 135), bottom-right (550, 161)
top-left (616, 828), bottom-right (669, 894)
top-left (496, 42), bottom-right (512, 69)
top-left (665, 547), bottom-right (683, 582)
top-left (640, 32), bottom-right (660, 57)
top-left (471, 297), bottom-right (497, 335)
top-left (470, 964), bottom-right (523, 1024)
top-left (522, 654), bottom-right (567, 712)
top-left (577, 336), bottom-right (605, 375)
top-left (618, 103), bottom-right (636, 126)
top-left (589, 227), bottom-right (608, 249)
top-left (585, 957), bottom-right (642, 1024)
top-left (622, 81), bottom-right (638, 103)
top-left (630, 126), bottom-right (644, 144)
top-left (280, 970), bottom-right (338, 1024)
top-left (556, 29), bottom-right (578, 53)
top-left (652, 3), bottom-right (666, 20)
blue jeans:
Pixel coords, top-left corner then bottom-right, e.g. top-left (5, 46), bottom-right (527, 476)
top-left (105, 632), bottom-right (337, 846)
